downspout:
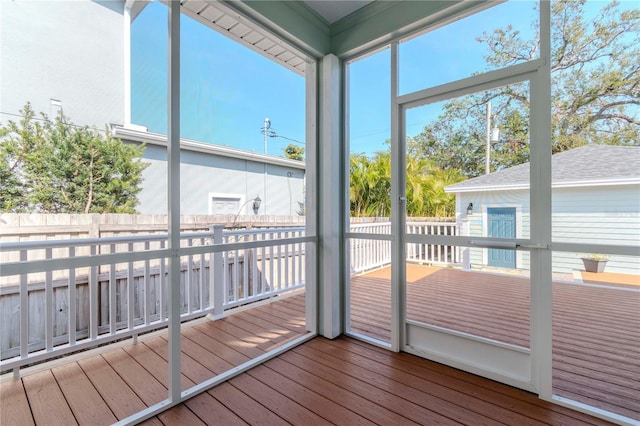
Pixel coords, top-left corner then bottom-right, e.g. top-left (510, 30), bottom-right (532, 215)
top-left (123, 0), bottom-right (134, 126)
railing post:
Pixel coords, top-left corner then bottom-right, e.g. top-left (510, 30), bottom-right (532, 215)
top-left (461, 219), bottom-right (471, 271)
top-left (209, 225), bottom-right (224, 318)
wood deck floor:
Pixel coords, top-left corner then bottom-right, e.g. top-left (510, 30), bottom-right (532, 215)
top-left (350, 265), bottom-right (640, 421)
top-left (1, 294), bottom-right (308, 426)
top-left (1, 265), bottom-right (635, 425)
top-left (1, 320), bottom-right (613, 425)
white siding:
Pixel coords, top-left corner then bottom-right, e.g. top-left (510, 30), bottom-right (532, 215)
top-left (552, 185), bottom-right (640, 275)
top-left (457, 184), bottom-right (640, 275)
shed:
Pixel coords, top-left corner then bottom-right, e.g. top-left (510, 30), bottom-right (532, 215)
top-left (445, 145), bottom-right (640, 275)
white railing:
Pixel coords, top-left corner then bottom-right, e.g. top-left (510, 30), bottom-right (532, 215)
top-left (349, 222), bottom-right (392, 274)
top-left (0, 226), bottom-right (305, 372)
top-left (349, 221), bottom-right (460, 274)
top-left (0, 220), bottom-right (457, 371)
top-left (405, 222), bottom-right (460, 265)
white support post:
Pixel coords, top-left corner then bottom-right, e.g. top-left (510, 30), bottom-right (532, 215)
top-left (318, 54), bottom-right (342, 338)
top-left (305, 60), bottom-right (318, 336)
top-left (390, 41), bottom-right (404, 352)
top-left (167, 0), bottom-right (181, 404)
top-left (209, 225), bottom-right (224, 318)
top-left (530, 0), bottom-right (553, 399)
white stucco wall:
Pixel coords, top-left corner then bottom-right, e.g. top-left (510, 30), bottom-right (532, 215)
top-left (456, 184), bottom-right (640, 275)
top-left (0, 0), bottom-right (125, 128)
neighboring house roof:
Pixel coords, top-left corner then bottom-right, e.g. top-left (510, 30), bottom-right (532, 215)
top-left (445, 145), bottom-right (640, 193)
top-left (112, 125), bottom-right (306, 171)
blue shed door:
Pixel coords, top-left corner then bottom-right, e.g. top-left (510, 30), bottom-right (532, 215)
top-left (487, 207), bottom-right (516, 268)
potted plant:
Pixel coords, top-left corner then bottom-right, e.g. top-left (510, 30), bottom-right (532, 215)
top-left (580, 254), bottom-right (610, 273)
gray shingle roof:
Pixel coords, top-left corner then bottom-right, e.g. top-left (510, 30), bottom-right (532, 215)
top-left (445, 145), bottom-right (640, 193)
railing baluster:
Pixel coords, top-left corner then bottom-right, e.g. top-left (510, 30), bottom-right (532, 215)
top-left (243, 241), bottom-right (248, 301)
top-left (90, 245), bottom-right (98, 340)
top-left (291, 235), bottom-right (296, 287)
top-left (199, 237), bottom-right (205, 312)
top-left (186, 239), bottom-right (193, 315)
top-left (261, 232), bottom-right (267, 296)
top-left (19, 249), bottom-right (28, 360)
top-left (277, 232), bottom-right (282, 291)
top-left (232, 237), bottom-right (239, 302)
top-left (45, 248), bottom-right (53, 351)
top-left (222, 247), bottom-right (228, 305)
top-left (284, 231), bottom-right (290, 289)
top-left (251, 245), bottom-right (258, 297)
top-left (160, 240), bottom-right (166, 321)
top-left (269, 232), bottom-right (274, 293)
top-left (144, 241), bottom-right (151, 324)
top-left (128, 242), bottom-right (135, 331)
top-left (109, 243), bottom-right (116, 334)
top-left (68, 247), bottom-right (77, 345)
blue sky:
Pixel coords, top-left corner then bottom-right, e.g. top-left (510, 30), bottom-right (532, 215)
top-left (131, 2), bottom-right (305, 156)
top-left (131, 1), bottom-right (629, 158)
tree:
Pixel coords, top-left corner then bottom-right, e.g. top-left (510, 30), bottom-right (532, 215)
top-left (410, 0), bottom-right (639, 177)
top-left (282, 144), bottom-right (305, 161)
top-left (349, 151), bottom-right (463, 218)
top-left (0, 103), bottom-right (148, 213)
top-left (350, 152), bottom-right (391, 217)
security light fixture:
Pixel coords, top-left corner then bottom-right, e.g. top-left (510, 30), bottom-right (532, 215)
top-left (252, 195), bottom-right (261, 215)
top-left (467, 202), bottom-right (474, 215)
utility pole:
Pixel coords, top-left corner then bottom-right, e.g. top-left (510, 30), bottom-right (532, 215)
top-left (486, 102), bottom-right (491, 175)
top-left (485, 102), bottom-right (500, 175)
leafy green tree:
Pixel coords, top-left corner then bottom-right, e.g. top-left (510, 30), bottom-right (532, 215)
top-left (350, 152), bottom-right (391, 217)
top-left (349, 151), bottom-right (463, 218)
top-left (410, 0), bottom-right (639, 177)
top-left (282, 144), bottom-right (305, 161)
top-left (0, 103), bottom-right (148, 213)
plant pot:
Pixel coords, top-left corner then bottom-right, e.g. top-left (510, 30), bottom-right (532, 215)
top-left (582, 258), bottom-right (607, 273)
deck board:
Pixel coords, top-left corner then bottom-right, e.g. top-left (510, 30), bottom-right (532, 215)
top-left (51, 362), bottom-right (117, 425)
top-left (22, 370), bottom-right (77, 425)
top-left (350, 265), bottom-right (640, 421)
top-left (228, 373), bottom-right (332, 425)
top-left (268, 355), bottom-right (421, 425)
top-left (207, 381), bottom-right (290, 426)
top-left (339, 337), bottom-right (610, 426)
top-left (246, 363), bottom-right (376, 426)
top-left (0, 372), bottom-right (35, 426)
top-left (1, 278), bottom-right (631, 425)
top-left (77, 355), bottom-right (147, 420)
top-left (295, 341), bottom-right (516, 426)
top-left (101, 348), bottom-right (168, 407)
top-left (183, 392), bottom-right (248, 426)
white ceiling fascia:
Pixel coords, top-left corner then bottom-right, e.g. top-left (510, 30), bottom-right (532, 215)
top-left (303, 0), bottom-right (374, 24)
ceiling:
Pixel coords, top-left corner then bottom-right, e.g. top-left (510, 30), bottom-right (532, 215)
top-left (303, 0), bottom-right (374, 24)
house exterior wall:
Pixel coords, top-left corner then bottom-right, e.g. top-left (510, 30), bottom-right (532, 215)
top-left (136, 143), bottom-right (305, 216)
top-left (551, 185), bottom-right (640, 275)
top-left (0, 0), bottom-right (126, 128)
top-left (456, 184), bottom-right (640, 275)
top-left (459, 189), bottom-right (531, 272)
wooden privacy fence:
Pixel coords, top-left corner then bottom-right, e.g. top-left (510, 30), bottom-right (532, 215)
top-left (0, 227), bottom-right (306, 371)
top-left (0, 213), bottom-right (305, 287)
